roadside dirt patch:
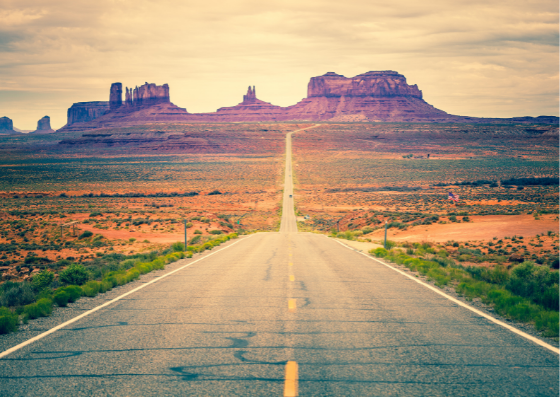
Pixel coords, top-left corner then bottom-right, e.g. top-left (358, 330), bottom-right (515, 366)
top-left (369, 215), bottom-right (558, 242)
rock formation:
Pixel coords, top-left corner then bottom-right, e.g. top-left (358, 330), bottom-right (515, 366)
top-left (56, 72), bottom-right (559, 132)
top-left (307, 71), bottom-right (423, 98)
top-left (283, 71), bottom-right (452, 122)
top-left (59, 81), bottom-right (185, 131)
top-left (65, 101), bottom-right (110, 126)
top-left (30, 116), bottom-right (54, 134)
top-left (204, 86), bottom-right (286, 121)
top-left (110, 83), bottom-right (123, 110)
top-left (0, 116), bottom-right (18, 134)
top-left (126, 82), bottom-right (170, 108)
top-left (243, 86), bottom-right (257, 102)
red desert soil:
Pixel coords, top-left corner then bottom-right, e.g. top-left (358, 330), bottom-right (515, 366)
top-left (370, 215), bottom-right (558, 242)
top-left (78, 225), bottom-right (184, 244)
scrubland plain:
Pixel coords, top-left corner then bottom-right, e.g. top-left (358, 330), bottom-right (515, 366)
top-left (292, 123), bottom-right (559, 270)
top-left (0, 123), bottom-right (304, 282)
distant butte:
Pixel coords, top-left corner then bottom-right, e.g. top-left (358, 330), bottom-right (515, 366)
top-left (57, 72), bottom-right (559, 131)
top-left (30, 116), bottom-right (54, 134)
top-left (0, 116), bottom-right (19, 135)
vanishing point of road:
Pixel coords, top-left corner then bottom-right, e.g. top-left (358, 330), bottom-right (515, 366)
top-left (0, 126), bottom-right (558, 396)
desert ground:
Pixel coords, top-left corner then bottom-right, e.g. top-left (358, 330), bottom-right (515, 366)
top-left (291, 123), bottom-right (559, 269)
top-left (0, 122), bottom-right (558, 282)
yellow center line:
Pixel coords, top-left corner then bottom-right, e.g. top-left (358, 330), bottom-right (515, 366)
top-left (289, 275), bottom-right (295, 282)
top-left (284, 361), bottom-right (298, 397)
top-left (289, 262), bottom-right (293, 266)
top-left (288, 299), bottom-right (297, 312)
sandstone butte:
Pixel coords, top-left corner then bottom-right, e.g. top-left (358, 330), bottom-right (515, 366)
top-left (30, 116), bottom-right (54, 134)
top-left (57, 71), bottom-right (559, 132)
top-left (0, 116), bottom-right (19, 135)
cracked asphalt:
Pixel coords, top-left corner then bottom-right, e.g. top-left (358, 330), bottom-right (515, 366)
top-left (0, 127), bottom-right (558, 396)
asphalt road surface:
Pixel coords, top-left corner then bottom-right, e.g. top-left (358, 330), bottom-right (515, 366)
top-left (0, 126), bottom-right (558, 396)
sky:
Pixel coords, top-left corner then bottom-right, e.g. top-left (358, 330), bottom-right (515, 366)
top-left (0, 0), bottom-right (558, 130)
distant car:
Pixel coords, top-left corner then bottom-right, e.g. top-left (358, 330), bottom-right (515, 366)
top-left (289, 195), bottom-right (292, 198)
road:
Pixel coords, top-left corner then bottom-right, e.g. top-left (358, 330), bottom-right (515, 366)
top-left (0, 126), bottom-right (558, 396)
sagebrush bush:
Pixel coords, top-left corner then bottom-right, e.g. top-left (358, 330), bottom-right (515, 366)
top-left (81, 281), bottom-right (101, 297)
top-left (23, 298), bottom-right (53, 319)
top-left (32, 270), bottom-right (54, 291)
top-left (78, 231), bottom-right (93, 239)
top-left (61, 286), bottom-right (82, 302)
top-left (172, 242), bottom-right (185, 252)
top-left (0, 281), bottom-right (36, 307)
top-left (0, 307), bottom-right (18, 334)
top-left (370, 248), bottom-right (388, 258)
top-left (53, 290), bottom-right (70, 307)
top-left (507, 262), bottom-right (559, 310)
top-left (60, 264), bottom-right (89, 285)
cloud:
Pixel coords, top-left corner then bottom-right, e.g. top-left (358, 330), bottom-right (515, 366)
top-left (0, 0), bottom-right (557, 128)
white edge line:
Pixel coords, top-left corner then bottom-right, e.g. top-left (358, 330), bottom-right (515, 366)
top-left (0, 234), bottom-right (256, 359)
top-left (331, 238), bottom-right (560, 355)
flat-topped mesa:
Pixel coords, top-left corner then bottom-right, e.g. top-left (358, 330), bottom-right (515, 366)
top-left (124, 82), bottom-right (170, 108)
top-left (66, 101), bottom-right (110, 126)
top-left (307, 71), bottom-right (423, 99)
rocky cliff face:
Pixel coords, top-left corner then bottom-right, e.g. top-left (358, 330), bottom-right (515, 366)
top-left (125, 82), bottom-right (170, 108)
top-left (66, 102), bottom-right (110, 126)
top-left (307, 71), bottom-right (423, 98)
top-left (284, 71), bottom-right (452, 122)
top-left (0, 116), bottom-right (18, 134)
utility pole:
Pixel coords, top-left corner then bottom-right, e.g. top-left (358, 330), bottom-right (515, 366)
top-left (184, 219), bottom-right (187, 251)
top-left (384, 221), bottom-right (388, 249)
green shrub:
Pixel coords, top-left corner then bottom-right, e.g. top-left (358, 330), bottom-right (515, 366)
top-left (126, 268), bottom-right (140, 282)
top-left (78, 231), bottom-right (93, 239)
top-left (210, 230), bottom-right (222, 235)
top-left (190, 236), bottom-right (202, 244)
top-left (81, 281), bottom-right (101, 297)
top-left (0, 307), bottom-right (18, 334)
top-left (53, 290), bottom-right (71, 307)
top-left (60, 264), bottom-right (89, 285)
top-left (100, 280), bottom-right (113, 293)
top-left (135, 262), bottom-right (153, 274)
top-left (0, 281), bottom-right (37, 307)
top-left (370, 248), bottom-right (388, 258)
top-left (61, 285), bottom-right (82, 302)
top-left (194, 230), bottom-right (202, 234)
top-left (23, 298), bottom-right (53, 319)
top-left (172, 242), bottom-right (185, 251)
top-left (507, 262), bottom-right (559, 310)
top-left (32, 270), bottom-right (54, 291)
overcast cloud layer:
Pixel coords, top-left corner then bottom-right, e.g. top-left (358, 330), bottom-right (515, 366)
top-left (0, 0), bottom-right (558, 129)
